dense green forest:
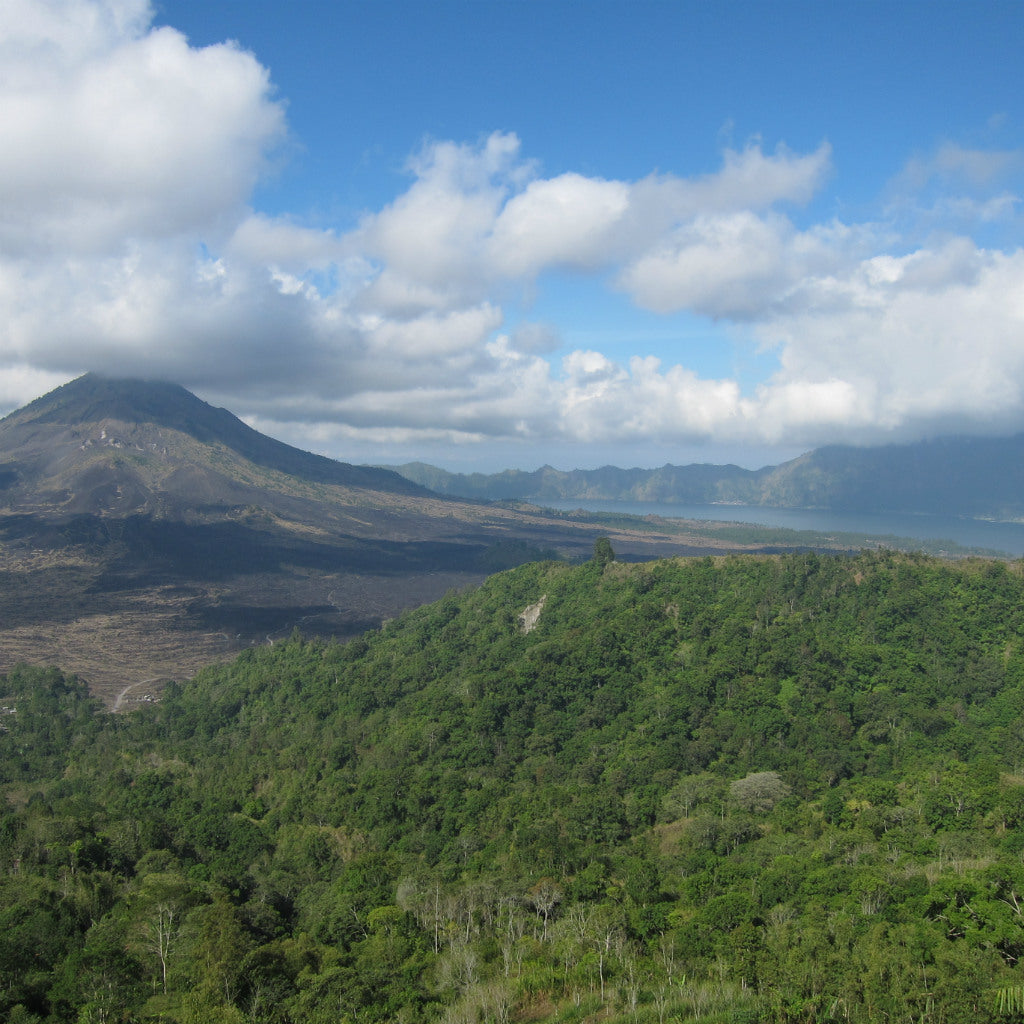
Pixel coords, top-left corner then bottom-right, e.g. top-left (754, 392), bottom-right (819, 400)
top-left (5, 550), bottom-right (1024, 1023)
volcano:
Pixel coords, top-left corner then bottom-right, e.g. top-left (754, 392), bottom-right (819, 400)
top-left (0, 372), bottom-right (426, 516)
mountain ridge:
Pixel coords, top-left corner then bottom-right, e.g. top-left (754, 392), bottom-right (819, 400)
top-left (391, 432), bottom-right (1024, 518)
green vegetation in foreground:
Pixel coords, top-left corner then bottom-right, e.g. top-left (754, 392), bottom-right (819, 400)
top-left (6, 550), bottom-right (1024, 1022)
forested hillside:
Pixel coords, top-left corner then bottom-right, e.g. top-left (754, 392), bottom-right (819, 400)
top-left (5, 550), bottom-right (1024, 1022)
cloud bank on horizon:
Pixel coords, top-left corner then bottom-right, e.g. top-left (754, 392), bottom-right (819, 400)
top-left (2, 0), bottom-right (1024, 469)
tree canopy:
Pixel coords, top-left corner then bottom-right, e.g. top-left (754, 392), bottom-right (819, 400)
top-left (4, 550), bottom-right (1024, 1022)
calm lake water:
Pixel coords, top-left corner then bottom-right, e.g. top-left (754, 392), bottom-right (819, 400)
top-left (543, 500), bottom-right (1024, 557)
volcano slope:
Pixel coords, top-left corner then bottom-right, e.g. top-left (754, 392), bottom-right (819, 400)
top-left (0, 374), bottom-right (737, 705)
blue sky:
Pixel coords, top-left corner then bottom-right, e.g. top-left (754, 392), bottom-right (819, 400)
top-left (2, 1), bottom-right (1024, 471)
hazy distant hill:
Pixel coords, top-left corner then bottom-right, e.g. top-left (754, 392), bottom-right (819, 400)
top-left (757, 436), bottom-right (1024, 517)
top-left (394, 433), bottom-right (1024, 519)
top-left (394, 460), bottom-right (760, 504)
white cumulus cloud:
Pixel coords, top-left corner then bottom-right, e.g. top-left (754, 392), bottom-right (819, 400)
top-left (0, 0), bottom-right (285, 255)
top-left (2, 1), bottom-right (1024, 468)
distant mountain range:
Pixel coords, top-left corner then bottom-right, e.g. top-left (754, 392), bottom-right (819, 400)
top-left (393, 433), bottom-right (1024, 520)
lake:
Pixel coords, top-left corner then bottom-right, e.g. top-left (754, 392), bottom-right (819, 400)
top-left (542, 500), bottom-right (1024, 557)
